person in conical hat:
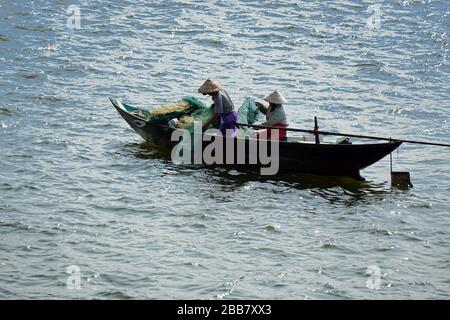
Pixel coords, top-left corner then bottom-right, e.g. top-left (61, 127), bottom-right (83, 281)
top-left (255, 90), bottom-right (289, 141)
top-left (198, 79), bottom-right (238, 137)
top-left (262, 90), bottom-right (287, 105)
top-left (197, 79), bottom-right (221, 94)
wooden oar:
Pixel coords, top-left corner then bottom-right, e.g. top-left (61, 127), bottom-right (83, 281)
top-left (237, 122), bottom-right (450, 147)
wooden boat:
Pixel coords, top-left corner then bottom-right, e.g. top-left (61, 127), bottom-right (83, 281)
top-left (110, 98), bottom-right (402, 180)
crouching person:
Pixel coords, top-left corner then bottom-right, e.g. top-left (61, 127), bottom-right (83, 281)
top-left (198, 79), bottom-right (238, 137)
top-left (255, 90), bottom-right (288, 141)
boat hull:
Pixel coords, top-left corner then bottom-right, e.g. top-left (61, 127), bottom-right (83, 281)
top-left (111, 98), bottom-right (402, 180)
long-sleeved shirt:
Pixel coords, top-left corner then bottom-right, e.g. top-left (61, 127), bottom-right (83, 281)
top-left (211, 89), bottom-right (235, 114)
top-left (261, 106), bottom-right (288, 126)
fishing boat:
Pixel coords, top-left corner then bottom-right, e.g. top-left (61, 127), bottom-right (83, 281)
top-left (110, 97), bottom-right (402, 180)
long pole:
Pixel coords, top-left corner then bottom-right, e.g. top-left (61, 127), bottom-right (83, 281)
top-left (237, 123), bottom-right (450, 147)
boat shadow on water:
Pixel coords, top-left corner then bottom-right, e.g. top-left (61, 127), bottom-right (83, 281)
top-left (122, 141), bottom-right (401, 206)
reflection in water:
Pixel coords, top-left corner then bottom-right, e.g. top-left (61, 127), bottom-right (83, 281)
top-left (122, 141), bottom-right (394, 207)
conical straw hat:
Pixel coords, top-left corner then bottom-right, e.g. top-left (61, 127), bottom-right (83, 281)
top-left (263, 90), bottom-right (287, 104)
top-left (198, 79), bottom-right (221, 94)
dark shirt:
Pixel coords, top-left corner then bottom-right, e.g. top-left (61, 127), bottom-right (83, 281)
top-left (211, 89), bottom-right (235, 114)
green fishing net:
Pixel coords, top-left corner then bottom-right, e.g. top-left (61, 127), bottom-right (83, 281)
top-left (180, 96), bottom-right (208, 110)
top-left (178, 96), bottom-right (261, 135)
top-left (237, 97), bottom-right (260, 125)
top-left (236, 97), bottom-right (260, 137)
top-left (141, 96), bottom-right (208, 124)
top-left (179, 105), bottom-right (216, 133)
top-left (126, 96), bottom-right (261, 137)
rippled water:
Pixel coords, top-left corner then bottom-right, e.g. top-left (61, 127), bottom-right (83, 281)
top-left (0, 0), bottom-right (449, 299)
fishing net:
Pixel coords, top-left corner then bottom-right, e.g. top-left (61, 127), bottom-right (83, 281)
top-left (131, 96), bottom-right (208, 124)
top-left (178, 96), bottom-right (261, 135)
top-left (150, 101), bottom-right (191, 117)
top-left (178, 105), bottom-right (216, 132)
top-left (236, 97), bottom-right (260, 137)
top-left (237, 97), bottom-right (260, 125)
top-left (127, 95), bottom-right (261, 137)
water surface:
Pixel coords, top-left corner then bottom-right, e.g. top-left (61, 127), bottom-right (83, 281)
top-left (0, 0), bottom-right (449, 299)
